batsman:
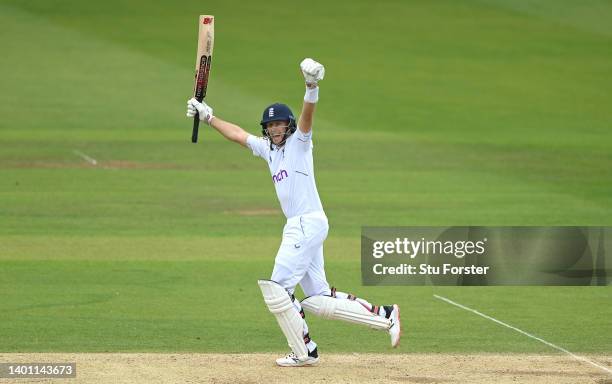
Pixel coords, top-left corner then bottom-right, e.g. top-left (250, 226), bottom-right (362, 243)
top-left (186, 58), bottom-right (401, 367)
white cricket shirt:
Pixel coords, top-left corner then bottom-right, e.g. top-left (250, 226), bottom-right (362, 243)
top-left (246, 128), bottom-right (324, 219)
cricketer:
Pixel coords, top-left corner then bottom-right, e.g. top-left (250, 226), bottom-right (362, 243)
top-left (186, 58), bottom-right (401, 367)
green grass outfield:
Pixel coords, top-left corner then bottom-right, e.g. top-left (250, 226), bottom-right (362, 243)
top-left (1, 0), bottom-right (610, 354)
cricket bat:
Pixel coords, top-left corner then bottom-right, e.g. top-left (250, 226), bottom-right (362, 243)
top-left (191, 15), bottom-right (215, 143)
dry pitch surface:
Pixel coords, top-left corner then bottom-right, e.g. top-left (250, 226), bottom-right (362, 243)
top-left (1, 353), bottom-right (610, 384)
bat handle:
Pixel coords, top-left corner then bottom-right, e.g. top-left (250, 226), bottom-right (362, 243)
top-left (191, 115), bottom-right (200, 143)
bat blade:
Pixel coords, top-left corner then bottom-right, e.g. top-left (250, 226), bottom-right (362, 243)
top-left (191, 15), bottom-right (215, 143)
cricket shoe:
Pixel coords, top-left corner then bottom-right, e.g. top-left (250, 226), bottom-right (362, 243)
top-left (388, 304), bottom-right (401, 348)
top-left (276, 348), bottom-right (319, 367)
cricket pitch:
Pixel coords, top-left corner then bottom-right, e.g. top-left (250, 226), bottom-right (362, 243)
top-left (1, 353), bottom-right (610, 383)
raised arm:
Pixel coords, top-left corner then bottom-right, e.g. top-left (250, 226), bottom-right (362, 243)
top-left (298, 86), bottom-right (317, 134)
top-left (297, 58), bottom-right (325, 134)
top-left (209, 116), bottom-right (249, 147)
top-left (187, 98), bottom-right (249, 147)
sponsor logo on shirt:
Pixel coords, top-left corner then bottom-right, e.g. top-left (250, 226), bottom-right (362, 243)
top-left (272, 169), bottom-right (288, 184)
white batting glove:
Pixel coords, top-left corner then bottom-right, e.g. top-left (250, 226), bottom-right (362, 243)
top-left (300, 58), bottom-right (325, 86)
top-left (187, 98), bottom-right (214, 125)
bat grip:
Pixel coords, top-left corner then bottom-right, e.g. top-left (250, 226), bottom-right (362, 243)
top-left (191, 115), bottom-right (200, 143)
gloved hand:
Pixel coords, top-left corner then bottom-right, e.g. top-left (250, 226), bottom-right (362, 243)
top-left (300, 58), bottom-right (325, 86)
top-left (186, 98), bottom-right (214, 125)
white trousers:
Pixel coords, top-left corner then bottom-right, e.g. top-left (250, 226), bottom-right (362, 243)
top-left (270, 211), bottom-right (331, 297)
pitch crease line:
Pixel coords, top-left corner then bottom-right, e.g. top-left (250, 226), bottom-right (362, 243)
top-left (433, 294), bottom-right (611, 375)
top-left (72, 149), bottom-right (98, 165)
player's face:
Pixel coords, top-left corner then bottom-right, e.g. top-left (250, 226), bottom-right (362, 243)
top-left (266, 120), bottom-right (290, 145)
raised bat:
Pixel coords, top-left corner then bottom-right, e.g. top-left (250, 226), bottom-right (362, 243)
top-left (191, 15), bottom-right (215, 143)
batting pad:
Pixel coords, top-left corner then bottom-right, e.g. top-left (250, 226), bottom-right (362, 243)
top-left (301, 295), bottom-right (391, 330)
top-left (257, 279), bottom-right (308, 361)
